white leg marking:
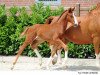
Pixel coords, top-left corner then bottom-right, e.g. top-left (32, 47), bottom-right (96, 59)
top-left (73, 13), bottom-right (78, 26)
top-left (50, 45), bottom-right (54, 51)
top-left (62, 51), bottom-right (68, 65)
top-left (57, 50), bottom-right (62, 64)
top-left (95, 53), bottom-right (100, 67)
top-left (50, 45), bottom-right (58, 65)
top-left (65, 51), bottom-right (68, 60)
top-left (34, 49), bottom-right (42, 66)
top-left (46, 56), bottom-right (54, 69)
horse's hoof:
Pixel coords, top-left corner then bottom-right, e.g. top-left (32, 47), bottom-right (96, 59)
top-left (39, 63), bottom-right (42, 66)
top-left (2, 61), bottom-right (5, 63)
top-left (13, 62), bottom-right (16, 65)
top-left (52, 61), bottom-right (56, 65)
top-left (52, 57), bottom-right (57, 65)
top-left (95, 60), bottom-right (100, 67)
top-left (39, 59), bottom-right (42, 66)
top-left (11, 65), bottom-right (15, 70)
top-left (11, 66), bottom-right (14, 70)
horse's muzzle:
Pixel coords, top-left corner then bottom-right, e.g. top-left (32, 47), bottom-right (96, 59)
top-left (74, 24), bottom-right (78, 27)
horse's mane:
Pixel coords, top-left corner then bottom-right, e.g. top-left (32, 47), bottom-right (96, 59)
top-left (56, 9), bottom-right (68, 22)
top-left (89, 2), bottom-right (100, 15)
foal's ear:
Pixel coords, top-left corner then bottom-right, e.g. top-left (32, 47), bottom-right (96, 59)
top-left (68, 7), bottom-right (75, 13)
top-left (68, 8), bottom-right (72, 13)
top-left (71, 7), bottom-right (75, 11)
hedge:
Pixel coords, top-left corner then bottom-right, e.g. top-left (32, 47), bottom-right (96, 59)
top-left (0, 3), bottom-right (96, 58)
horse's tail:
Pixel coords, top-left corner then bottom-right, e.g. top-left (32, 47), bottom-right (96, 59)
top-left (20, 27), bottom-right (29, 38)
top-left (20, 24), bottom-right (41, 38)
top-left (45, 16), bottom-right (55, 24)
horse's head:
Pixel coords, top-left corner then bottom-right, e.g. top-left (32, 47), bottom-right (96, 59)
top-left (66, 7), bottom-right (78, 27)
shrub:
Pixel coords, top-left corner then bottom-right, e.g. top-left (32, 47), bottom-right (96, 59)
top-left (0, 3), bottom-right (96, 59)
top-left (68, 43), bottom-right (95, 59)
top-left (0, 3), bottom-right (64, 57)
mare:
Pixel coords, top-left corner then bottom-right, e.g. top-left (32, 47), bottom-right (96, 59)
top-left (45, 3), bottom-right (100, 67)
top-left (11, 7), bottom-right (78, 69)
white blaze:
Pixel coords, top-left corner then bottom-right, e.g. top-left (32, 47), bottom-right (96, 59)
top-left (73, 13), bottom-right (78, 26)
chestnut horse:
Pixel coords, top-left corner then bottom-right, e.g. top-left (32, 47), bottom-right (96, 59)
top-left (11, 7), bottom-right (78, 69)
top-left (46, 3), bottom-right (100, 67)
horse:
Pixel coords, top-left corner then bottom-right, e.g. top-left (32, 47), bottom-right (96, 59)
top-left (46, 3), bottom-right (100, 67)
top-left (11, 7), bottom-right (78, 69)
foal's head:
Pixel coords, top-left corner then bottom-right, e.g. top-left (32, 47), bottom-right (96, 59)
top-left (66, 7), bottom-right (78, 27)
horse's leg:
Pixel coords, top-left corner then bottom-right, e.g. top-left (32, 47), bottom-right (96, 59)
top-left (34, 49), bottom-right (42, 66)
top-left (56, 49), bottom-right (62, 64)
top-left (93, 36), bottom-right (100, 67)
top-left (57, 39), bottom-right (67, 50)
top-left (30, 38), bottom-right (45, 66)
top-left (56, 38), bottom-right (69, 66)
top-left (51, 37), bottom-right (69, 67)
top-left (61, 45), bottom-right (69, 67)
top-left (50, 45), bottom-right (58, 65)
top-left (11, 41), bottom-right (29, 70)
top-left (46, 45), bottom-right (57, 69)
top-left (30, 41), bottom-right (42, 66)
top-left (11, 34), bottom-right (35, 70)
top-left (2, 56), bottom-right (5, 63)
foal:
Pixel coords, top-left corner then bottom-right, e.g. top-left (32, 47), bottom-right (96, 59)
top-left (11, 7), bottom-right (78, 69)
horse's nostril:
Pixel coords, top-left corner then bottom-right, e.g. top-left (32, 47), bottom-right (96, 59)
top-left (74, 24), bottom-right (78, 27)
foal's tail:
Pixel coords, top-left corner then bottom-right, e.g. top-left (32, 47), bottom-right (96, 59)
top-left (20, 24), bottom-right (41, 38)
top-left (20, 27), bottom-right (29, 38)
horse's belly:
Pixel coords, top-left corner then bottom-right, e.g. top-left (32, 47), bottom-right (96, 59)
top-left (68, 37), bottom-right (92, 44)
top-left (65, 33), bottom-right (92, 44)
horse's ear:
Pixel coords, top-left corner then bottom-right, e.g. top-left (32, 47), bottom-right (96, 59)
top-left (68, 7), bottom-right (75, 13)
top-left (68, 8), bottom-right (72, 13)
top-left (71, 7), bottom-right (75, 11)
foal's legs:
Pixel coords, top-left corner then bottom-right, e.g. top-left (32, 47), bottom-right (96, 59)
top-left (50, 45), bottom-right (58, 65)
top-left (30, 40), bottom-right (43, 66)
top-left (56, 38), bottom-right (67, 50)
top-left (57, 49), bottom-right (62, 64)
top-left (11, 34), bottom-right (36, 70)
top-left (57, 37), bottom-right (68, 65)
top-left (62, 45), bottom-right (69, 66)
top-left (47, 38), bottom-right (67, 66)
top-left (93, 36), bottom-right (100, 67)
top-left (1, 56), bottom-right (5, 63)
top-left (11, 41), bottom-right (29, 70)
top-left (46, 45), bottom-right (57, 69)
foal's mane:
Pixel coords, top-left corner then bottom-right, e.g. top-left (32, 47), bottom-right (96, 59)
top-left (56, 9), bottom-right (68, 22)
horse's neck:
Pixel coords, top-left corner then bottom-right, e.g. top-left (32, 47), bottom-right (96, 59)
top-left (57, 13), bottom-right (67, 24)
top-left (57, 12), bottom-right (68, 30)
top-left (58, 18), bottom-right (68, 31)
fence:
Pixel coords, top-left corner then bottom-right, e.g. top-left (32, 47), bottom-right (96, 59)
top-left (75, 3), bottom-right (89, 16)
top-left (62, 3), bottom-right (90, 16)
top-left (4, 3), bottom-right (90, 16)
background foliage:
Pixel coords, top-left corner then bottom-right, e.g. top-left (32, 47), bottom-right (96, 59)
top-left (0, 3), bottom-right (96, 58)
